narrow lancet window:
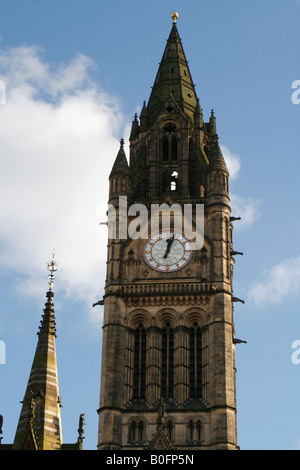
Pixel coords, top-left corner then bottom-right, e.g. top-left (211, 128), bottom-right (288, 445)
top-left (133, 324), bottom-right (146, 400)
top-left (189, 323), bottom-right (202, 399)
top-left (162, 323), bottom-right (174, 400)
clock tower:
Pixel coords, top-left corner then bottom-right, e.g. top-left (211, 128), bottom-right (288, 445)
top-left (97, 14), bottom-right (240, 450)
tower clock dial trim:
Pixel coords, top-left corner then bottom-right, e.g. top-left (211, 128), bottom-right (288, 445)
top-left (142, 231), bottom-right (193, 272)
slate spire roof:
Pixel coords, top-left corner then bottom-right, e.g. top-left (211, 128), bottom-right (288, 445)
top-left (147, 19), bottom-right (198, 124)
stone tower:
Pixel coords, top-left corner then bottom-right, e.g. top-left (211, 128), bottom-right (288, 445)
top-left (97, 14), bottom-right (240, 450)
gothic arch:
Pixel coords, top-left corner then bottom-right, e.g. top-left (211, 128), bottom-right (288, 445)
top-left (182, 308), bottom-right (209, 328)
top-left (127, 417), bottom-right (147, 445)
top-left (165, 416), bottom-right (176, 442)
top-left (127, 415), bottom-right (149, 426)
top-left (156, 112), bottom-right (182, 130)
top-left (154, 308), bottom-right (180, 329)
top-left (126, 309), bottom-right (153, 329)
top-left (186, 416), bottom-right (205, 444)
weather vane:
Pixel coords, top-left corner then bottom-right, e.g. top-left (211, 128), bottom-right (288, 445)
top-left (47, 250), bottom-right (59, 291)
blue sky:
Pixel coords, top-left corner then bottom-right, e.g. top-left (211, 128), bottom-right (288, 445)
top-left (0, 0), bottom-right (300, 450)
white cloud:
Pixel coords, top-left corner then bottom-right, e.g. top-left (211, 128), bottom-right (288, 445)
top-left (230, 193), bottom-right (262, 230)
top-left (221, 145), bottom-right (241, 181)
top-left (249, 256), bottom-right (300, 306)
top-left (0, 45), bottom-right (127, 317)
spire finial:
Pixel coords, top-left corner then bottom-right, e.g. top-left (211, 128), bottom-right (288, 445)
top-left (47, 250), bottom-right (58, 292)
top-left (171, 12), bottom-right (178, 23)
top-left (120, 138), bottom-right (124, 148)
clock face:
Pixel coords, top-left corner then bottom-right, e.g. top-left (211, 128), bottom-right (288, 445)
top-left (143, 231), bottom-right (193, 272)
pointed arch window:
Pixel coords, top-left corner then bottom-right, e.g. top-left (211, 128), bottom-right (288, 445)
top-left (133, 324), bottom-right (146, 400)
top-left (188, 420), bottom-right (194, 442)
top-left (161, 322), bottom-right (174, 400)
top-left (187, 419), bottom-right (202, 445)
top-left (196, 421), bottom-right (202, 443)
top-left (138, 421), bottom-right (145, 444)
top-left (189, 323), bottom-right (203, 399)
top-left (129, 420), bottom-right (146, 445)
top-left (129, 420), bottom-right (137, 444)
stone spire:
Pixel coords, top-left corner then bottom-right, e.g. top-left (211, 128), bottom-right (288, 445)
top-left (13, 256), bottom-right (63, 450)
top-left (109, 139), bottom-right (131, 203)
top-left (146, 13), bottom-right (198, 124)
top-left (207, 136), bottom-right (229, 175)
top-left (109, 139), bottom-right (130, 178)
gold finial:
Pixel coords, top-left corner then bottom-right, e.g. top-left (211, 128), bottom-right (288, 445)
top-left (47, 250), bottom-right (58, 291)
top-left (171, 12), bottom-right (179, 23)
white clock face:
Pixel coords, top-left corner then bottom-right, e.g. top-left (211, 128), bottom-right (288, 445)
top-left (143, 231), bottom-right (193, 272)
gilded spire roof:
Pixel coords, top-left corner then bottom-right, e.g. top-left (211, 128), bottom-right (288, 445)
top-left (147, 17), bottom-right (198, 124)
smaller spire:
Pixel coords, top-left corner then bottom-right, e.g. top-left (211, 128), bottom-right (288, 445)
top-left (129, 113), bottom-right (139, 140)
top-left (209, 109), bottom-right (217, 135)
top-left (207, 139), bottom-right (229, 175)
top-left (139, 101), bottom-right (149, 132)
top-left (109, 139), bottom-right (130, 178)
top-left (194, 98), bottom-right (203, 128)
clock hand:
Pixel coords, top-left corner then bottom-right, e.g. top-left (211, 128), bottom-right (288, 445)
top-left (163, 234), bottom-right (175, 259)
